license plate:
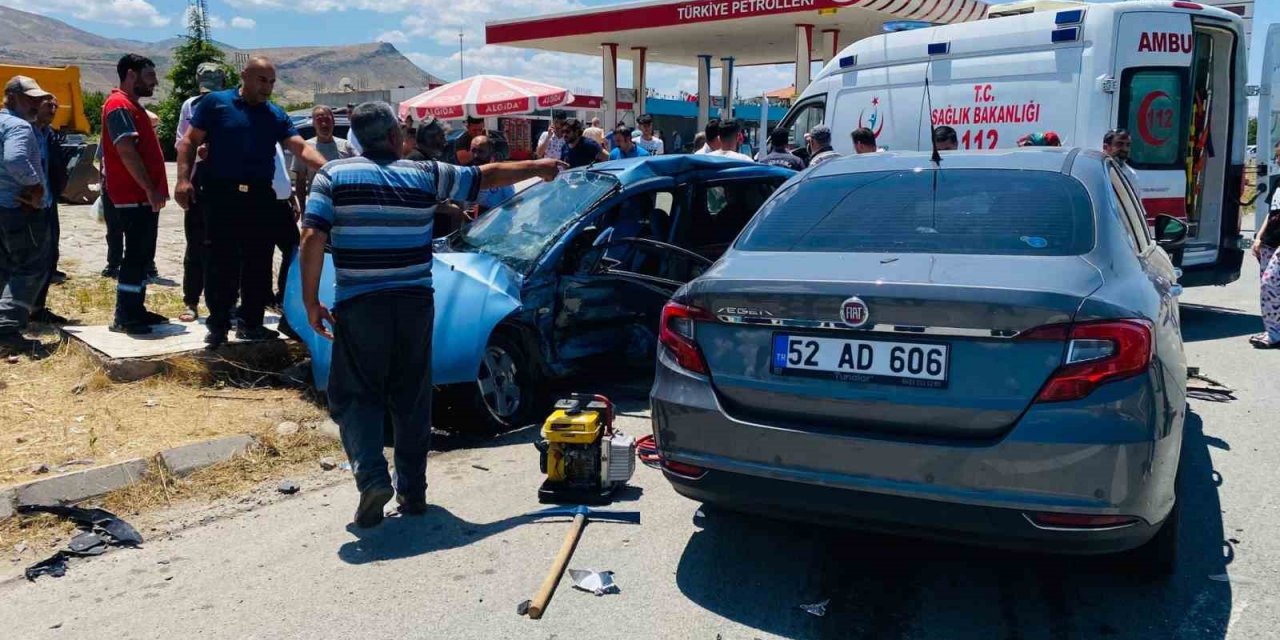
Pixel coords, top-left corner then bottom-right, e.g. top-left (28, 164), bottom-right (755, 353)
top-left (771, 334), bottom-right (950, 388)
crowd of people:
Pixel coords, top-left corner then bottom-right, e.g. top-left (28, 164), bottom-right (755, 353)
top-left (2, 53), bottom-right (1279, 523)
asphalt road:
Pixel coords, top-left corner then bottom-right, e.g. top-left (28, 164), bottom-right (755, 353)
top-left (2, 262), bottom-right (1277, 639)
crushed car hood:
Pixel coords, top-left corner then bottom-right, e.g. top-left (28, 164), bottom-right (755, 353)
top-left (284, 250), bottom-right (523, 391)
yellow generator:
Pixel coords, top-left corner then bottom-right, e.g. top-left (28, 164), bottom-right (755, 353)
top-left (535, 394), bottom-right (636, 504)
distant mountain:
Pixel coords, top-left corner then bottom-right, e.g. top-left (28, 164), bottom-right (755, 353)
top-left (0, 5), bottom-right (444, 104)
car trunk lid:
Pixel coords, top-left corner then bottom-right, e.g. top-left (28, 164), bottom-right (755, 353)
top-left (682, 251), bottom-right (1104, 439)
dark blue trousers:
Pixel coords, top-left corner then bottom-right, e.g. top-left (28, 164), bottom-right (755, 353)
top-left (328, 288), bottom-right (434, 497)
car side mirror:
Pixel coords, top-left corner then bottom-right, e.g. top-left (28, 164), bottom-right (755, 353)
top-left (1154, 214), bottom-right (1188, 248)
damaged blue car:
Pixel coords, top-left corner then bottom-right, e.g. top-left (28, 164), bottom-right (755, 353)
top-left (284, 155), bottom-right (795, 433)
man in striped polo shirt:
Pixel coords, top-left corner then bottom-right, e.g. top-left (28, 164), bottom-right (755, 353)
top-left (299, 102), bottom-right (563, 528)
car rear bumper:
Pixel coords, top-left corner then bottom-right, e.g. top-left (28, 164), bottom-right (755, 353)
top-left (650, 350), bottom-right (1181, 554)
top-left (664, 465), bottom-right (1162, 554)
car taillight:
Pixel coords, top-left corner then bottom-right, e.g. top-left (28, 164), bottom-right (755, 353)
top-left (1032, 319), bottom-right (1153, 403)
top-left (660, 458), bottom-right (708, 479)
top-left (1171, 1), bottom-right (1203, 10)
top-left (659, 301), bottom-right (712, 375)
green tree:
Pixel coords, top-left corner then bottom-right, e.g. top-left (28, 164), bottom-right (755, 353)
top-left (83, 90), bottom-right (106, 135)
top-left (155, 3), bottom-right (237, 158)
top-left (1248, 117), bottom-right (1257, 146)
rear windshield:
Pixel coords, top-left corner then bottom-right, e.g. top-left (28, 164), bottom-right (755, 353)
top-left (735, 169), bottom-right (1095, 256)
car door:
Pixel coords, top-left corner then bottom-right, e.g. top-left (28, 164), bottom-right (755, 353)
top-left (670, 173), bottom-right (786, 261)
top-left (1107, 162), bottom-right (1184, 435)
top-left (552, 188), bottom-right (686, 365)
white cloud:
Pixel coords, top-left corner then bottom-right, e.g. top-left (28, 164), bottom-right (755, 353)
top-left (376, 30), bottom-right (408, 45)
top-left (230, 16), bottom-right (256, 29)
top-left (225, 0), bottom-right (286, 8)
top-left (9, 0), bottom-right (171, 27)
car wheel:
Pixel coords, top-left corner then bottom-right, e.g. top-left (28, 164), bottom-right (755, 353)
top-left (1128, 501), bottom-right (1180, 578)
top-left (448, 330), bottom-right (545, 436)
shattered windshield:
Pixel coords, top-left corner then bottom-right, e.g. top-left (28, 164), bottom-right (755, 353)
top-left (453, 171), bottom-right (619, 272)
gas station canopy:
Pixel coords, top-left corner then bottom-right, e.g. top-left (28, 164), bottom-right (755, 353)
top-left (486, 0), bottom-right (988, 134)
top-left (487, 0), bottom-right (989, 67)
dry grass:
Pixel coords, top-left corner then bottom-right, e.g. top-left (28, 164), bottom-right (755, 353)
top-left (0, 428), bottom-right (343, 558)
top-left (1, 274), bottom-right (323, 488)
top-left (45, 274), bottom-right (193, 326)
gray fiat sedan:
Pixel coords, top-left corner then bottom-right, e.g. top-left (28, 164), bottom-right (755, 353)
top-left (650, 148), bottom-right (1190, 573)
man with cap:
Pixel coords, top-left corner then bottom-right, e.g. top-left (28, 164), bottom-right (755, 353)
top-left (173, 62), bottom-right (225, 323)
top-left (405, 116), bottom-right (447, 162)
top-left (805, 125), bottom-right (841, 168)
top-left (101, 54), bottom-right (169, 335)
top-left (0, 75), bottom-right (52, 355)
top-left (22, 94), bottom-right (70, 326)
top-left (174, 56), bottom-right (329, 349)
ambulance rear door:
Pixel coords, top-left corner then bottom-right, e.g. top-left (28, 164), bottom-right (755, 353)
top-left (1113, 11), bottom-right (1199, 226)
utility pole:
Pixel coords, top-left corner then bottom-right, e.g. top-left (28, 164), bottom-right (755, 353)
top-left (458, 32), bottom-right (464, 80)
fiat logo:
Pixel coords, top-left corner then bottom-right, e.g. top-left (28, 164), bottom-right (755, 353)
top-left (840, 297), bottom-right (869, 328)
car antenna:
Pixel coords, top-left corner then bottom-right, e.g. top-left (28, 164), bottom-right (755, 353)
top-left (924, 74), bottom-right (941, 166)
top-left (924, 63), bottom-right (941, 231)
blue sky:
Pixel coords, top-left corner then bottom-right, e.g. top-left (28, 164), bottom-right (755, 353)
top-left (1, 0), bottom-right (1274, 100)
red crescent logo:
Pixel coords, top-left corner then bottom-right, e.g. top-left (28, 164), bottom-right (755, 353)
top-left (1137, 91), bottom-right (1172, 147)
top-left (858, 108), bottom-right (884, 138)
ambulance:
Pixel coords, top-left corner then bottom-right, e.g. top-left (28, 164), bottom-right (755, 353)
top-left (779, 1), bottom-right (1252, 286)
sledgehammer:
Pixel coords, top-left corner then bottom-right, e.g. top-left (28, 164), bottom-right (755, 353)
top-left (519, 504), bottom-right (640, 619)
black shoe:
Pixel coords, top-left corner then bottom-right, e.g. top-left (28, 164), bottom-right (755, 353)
top-left (204, 331), bottom-right (227, 349)
top-left (139, 310), bottom-right (171, 325)
top-left (49, 270), bottom-right (67, 285)
top-left (236, 326), bottom-right (280, 341)
top-left (395, 494), bottom-right (428, 516)
top-left (0, 334), bottom-right (40, 356)
top-left (100, 266), bottom-right (119, 278)
top-left (29, 309), bottom-right (69, 325)
top-left (354, 486), bottom-right (394, 528)
top-left (109, 322), bottom-right (152, 336)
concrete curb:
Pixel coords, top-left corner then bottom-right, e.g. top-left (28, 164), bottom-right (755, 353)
top-left (0, 488), bottom-right (14, 520)
top-left (159, 434), bottom-right (255, 477)
top-left (0, 433), bottom-right (258, 521)
top-left (13, 458), bottom-right (149, 507)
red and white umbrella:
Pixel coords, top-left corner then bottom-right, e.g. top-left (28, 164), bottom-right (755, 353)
top-left (398, 75), bottom-right (573, 121)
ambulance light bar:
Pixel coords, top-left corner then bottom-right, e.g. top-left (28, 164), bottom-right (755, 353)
top-left (839, 55), bottom-right (856, 68)
top-left (1054, 9), bottom-right (1084, 25)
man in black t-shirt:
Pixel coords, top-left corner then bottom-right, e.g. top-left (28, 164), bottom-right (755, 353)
top-left (757, 127), bottom-right (804, 171)
top-left (560, 118), bottom-right (608, 168)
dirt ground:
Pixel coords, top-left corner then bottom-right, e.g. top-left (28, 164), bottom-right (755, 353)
top-left (2, 164), bottom-right (331, 492)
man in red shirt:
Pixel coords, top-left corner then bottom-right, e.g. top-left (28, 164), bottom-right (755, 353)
top-left (101, 54), bottom-right (168, 335)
